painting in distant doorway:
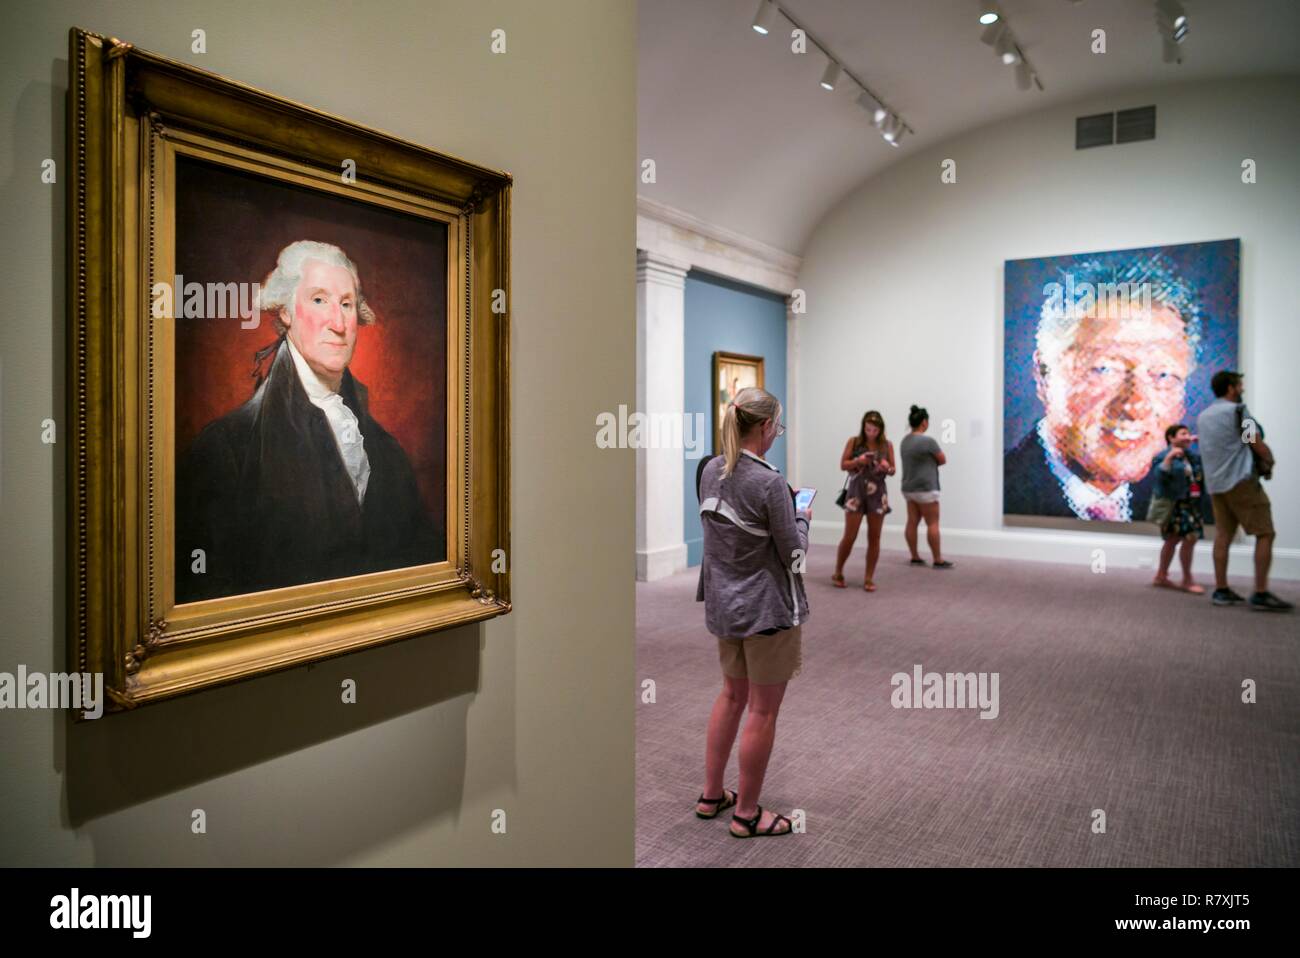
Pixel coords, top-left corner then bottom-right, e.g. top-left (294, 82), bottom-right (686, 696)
top-left (713, 351), bottom-right (765, 454)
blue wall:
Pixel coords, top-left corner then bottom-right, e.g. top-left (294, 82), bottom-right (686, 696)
top-left (684, 271), bottom-right (788, 566)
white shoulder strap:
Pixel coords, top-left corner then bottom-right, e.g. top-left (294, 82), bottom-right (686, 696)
top-left (699, 496), bottom-right (771, 537)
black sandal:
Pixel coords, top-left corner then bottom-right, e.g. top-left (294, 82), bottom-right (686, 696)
top-left (695, 788), bottom-right (737, 819)
top-left (932, 560), bottom-right (954, 569)
top-left (730, 804), bottom-right (792, 838)
top-left (909, 558), bottom-right (926, 566)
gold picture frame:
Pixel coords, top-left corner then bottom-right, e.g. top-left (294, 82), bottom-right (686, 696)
top-left (67, 28), bottom-right (511, 715)
top-left (712, 351), bottom-right (765, 454)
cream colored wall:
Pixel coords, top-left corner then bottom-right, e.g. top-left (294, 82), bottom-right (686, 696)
top-left (0, 0), bottom-right (635, 866)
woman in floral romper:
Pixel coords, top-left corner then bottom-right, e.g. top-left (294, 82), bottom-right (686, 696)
top-left (832, 410), bottom-right (895, 592)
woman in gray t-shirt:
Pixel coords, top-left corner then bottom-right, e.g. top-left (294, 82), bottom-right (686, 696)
top-left (899, 405), bottom-right (953, 569)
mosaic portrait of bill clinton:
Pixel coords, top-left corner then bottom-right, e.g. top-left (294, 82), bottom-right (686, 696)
top-left (174, 158), bottom-right (448, 603)
top-left (1002, 240), bottom-right (1239, 524)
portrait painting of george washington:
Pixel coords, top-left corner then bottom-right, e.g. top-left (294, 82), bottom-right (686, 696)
top-left (67, 31), bottom-right (511, 710)
top-left (173, 157), bottom-right (448, 603)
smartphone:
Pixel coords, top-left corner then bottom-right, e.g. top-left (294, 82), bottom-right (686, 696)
top-left (794, 487), bottom-right (816, 512)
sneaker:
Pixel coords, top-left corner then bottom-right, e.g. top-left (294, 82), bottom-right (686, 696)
top-left (1249, 592), bottom-right (1295, 612)
top-left (1211, 588), bottom-right (1245, 606)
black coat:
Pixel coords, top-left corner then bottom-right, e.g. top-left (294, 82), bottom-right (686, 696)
top-left (1002, 421), bottom-right (1160, 522)
top-left (176, 340), bottom-right (444, 603)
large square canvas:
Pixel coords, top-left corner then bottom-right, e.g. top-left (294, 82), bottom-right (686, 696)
top-left (1003, 239), bottom-right (1239, 524)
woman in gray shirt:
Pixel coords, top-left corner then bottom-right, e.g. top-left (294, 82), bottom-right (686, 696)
top-left (900, 405), bottom-right (953, 569)
top-left (694, 386), bottom-right (809, 838)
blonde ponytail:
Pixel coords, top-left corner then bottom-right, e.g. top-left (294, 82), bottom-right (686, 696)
top-left (721, 386), bottom-right (782, 478)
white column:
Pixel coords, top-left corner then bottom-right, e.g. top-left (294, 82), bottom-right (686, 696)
top-left (636, 250), bottom-right (690, 581)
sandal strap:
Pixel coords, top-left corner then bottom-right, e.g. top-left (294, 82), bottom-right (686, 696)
top-left (732, 804), bottom-right (762, 834)
top-left (766, 813), bottom-right (791, 835)
top-left (697, 792), bottom-right (726, 806)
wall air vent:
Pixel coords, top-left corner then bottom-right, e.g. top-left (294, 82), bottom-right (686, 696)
top-left (1116, 105), bottom-right (1157, 143)
top-left (1076, 106), bottom-right (1157, 150)
top-left (1075, 112), bottom-right (1115, 149)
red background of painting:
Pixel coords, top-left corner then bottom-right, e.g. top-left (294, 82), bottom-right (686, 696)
top-left (173, 156), bottom-right (448, 528)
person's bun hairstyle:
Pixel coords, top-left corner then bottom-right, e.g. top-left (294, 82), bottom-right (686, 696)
top-left (908, 405), bottom-right (929, 429)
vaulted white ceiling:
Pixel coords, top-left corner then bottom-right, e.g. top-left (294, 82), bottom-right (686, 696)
top-left (638, 0), bottom-right (1300, 255)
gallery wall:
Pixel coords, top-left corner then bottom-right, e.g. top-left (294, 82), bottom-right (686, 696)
top-left (795, 75), bottom-right (1300, 577)
top-left (683, 271), bottom-right (788, 565)
top-left (0, 0), bottom-right (635, 865)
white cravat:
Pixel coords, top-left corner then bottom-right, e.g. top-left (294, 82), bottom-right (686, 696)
top-left (286, 339), bottom-right (371, 505)
top-left (1037, 418), bottom-right (1131, 522)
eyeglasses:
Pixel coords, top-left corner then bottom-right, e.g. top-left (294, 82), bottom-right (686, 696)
top-left (772, 420), bottom-right (786, 437)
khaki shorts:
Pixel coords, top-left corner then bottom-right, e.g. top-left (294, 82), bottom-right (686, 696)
top-left (1211, 478), bottom-right (1275, 538)
top-left (717, 625), bottom-right (802, 685)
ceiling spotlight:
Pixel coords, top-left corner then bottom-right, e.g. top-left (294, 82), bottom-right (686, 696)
top-left (888, 127), bottom-right (906, 148)
top-left (996, 30), bottom-right (1021, 65)
top-left (856, 91), bottom-right (888, 126)
top-left (1155, 0), bottom-right (1188, 63)
top-left (979, 9), bottom-right (1039, 90)
top-left (1155, 0), bottom-right (1188, 43)
top-left (751, 0), bottom-right (776, 35)
top-left (978, 2), bottom-right (1000, 25)
top-left (856, 91), bottom-right (890, 126)
top-left (751, 2), bottom-right (913, 147)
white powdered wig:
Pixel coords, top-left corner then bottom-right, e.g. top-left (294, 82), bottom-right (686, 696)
top-left (256, 240), bottom-right (376, 332)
